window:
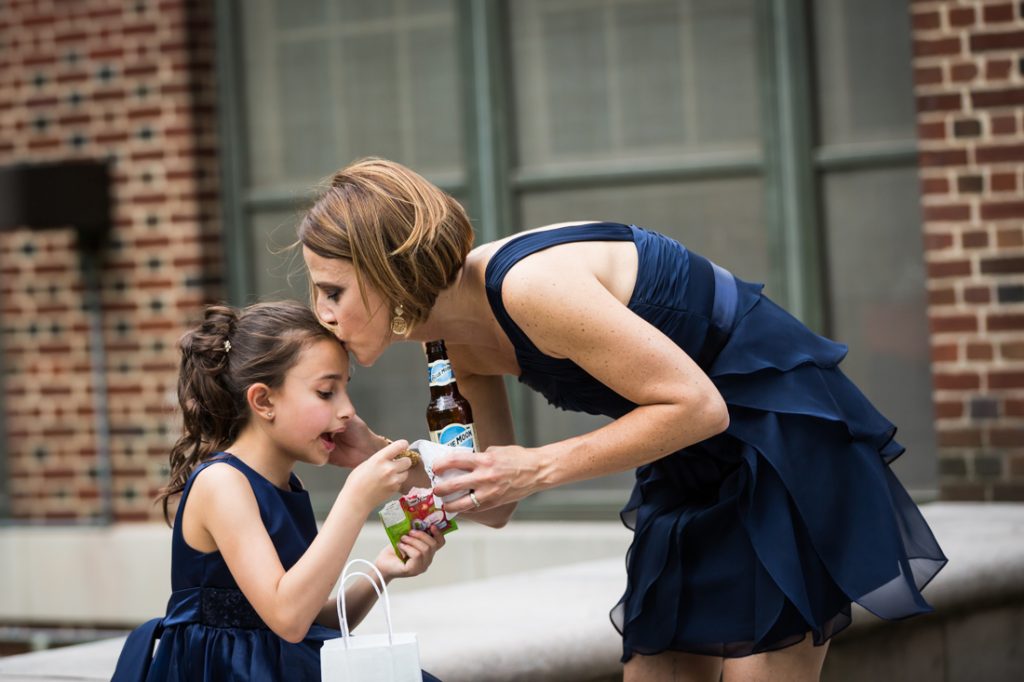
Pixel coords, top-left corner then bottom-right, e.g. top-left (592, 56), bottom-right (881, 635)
top-left (218, 0), bottom-right (935, 515)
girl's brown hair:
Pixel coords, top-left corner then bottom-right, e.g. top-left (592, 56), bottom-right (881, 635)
top-left (156, 301), bottom-right (338, 523)
top-left (297, 157), bottom-right (474, 330)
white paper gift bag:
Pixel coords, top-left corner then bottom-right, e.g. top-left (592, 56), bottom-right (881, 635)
top-left (321, 559), bottom-right (422, 682)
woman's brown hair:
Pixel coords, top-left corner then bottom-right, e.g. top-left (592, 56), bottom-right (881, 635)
top-left (297, 157), bottom-right (474, 330)
top-left (156, 301), bottom-right (338, 524)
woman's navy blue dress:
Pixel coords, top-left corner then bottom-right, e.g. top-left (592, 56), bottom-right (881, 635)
top-left (484, 223), bottom-right (947, 661)
top-left (112, 454), bottom-right (441, 681)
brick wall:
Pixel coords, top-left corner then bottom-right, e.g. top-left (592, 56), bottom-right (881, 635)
top-left (0, 0), bottom-right (222, 520)
top-left (912, 0), bottom-right (1024, 500)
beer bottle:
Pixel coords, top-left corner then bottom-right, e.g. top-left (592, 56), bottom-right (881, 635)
top-left (425, 339), bottom-right (476, 450)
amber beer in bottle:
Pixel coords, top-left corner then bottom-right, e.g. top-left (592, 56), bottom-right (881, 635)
top-left (425, 340), bottom-right (476, 450)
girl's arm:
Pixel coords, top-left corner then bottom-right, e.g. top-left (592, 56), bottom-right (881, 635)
top-left (434, 255), bottom-right (729, 514)
top-left (189, 441), bottom-right (413, 643)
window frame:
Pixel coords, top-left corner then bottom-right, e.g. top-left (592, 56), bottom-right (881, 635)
top-left (213, 0), bottom-right (933, 519)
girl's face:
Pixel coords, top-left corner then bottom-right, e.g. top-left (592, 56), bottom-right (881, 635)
top-left (303, 246), bottom-right (391, 366)
top-left (270, 338), bottom-right (356, 466)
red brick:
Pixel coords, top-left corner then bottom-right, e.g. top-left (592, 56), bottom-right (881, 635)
top-left (920, 149), bottom-right (968, 167)
top-left (964, 285), bottom-right (992, 303)
top-left (970, 30), bottom-right (1024, 52)
top-left (993, 483), bottom-right (1024, 501)
top-left (966, 342), bottom-right (994, 361)
top-left (934, 372), bottom-right (981, 391)
top-left (958, 174), bottom-right (984, 193)
top-left (976, 143), bottom-right (1024, 163)
top-left (927, 259), bottom-right (972, 278)
top-left (1001, 341), bottom-right (1024, 359)
top-left (995, 227), bottom-right (1024, 247)
top-left (951, 63), bottom-right (978, 82)
top-left (917, 93), bottom-right (963, 112)
top-left (931, 313), bottom-right (978, 333)
top-left (961, 231), bottom-right (989, 249)
top-left (989, 314), bottom-right (1024, 332)
top-left (972, 88), bottom-right (1024, 108)
top-left (914, 66), bottom-right (944, 86)
top-left (986, 58), bottom-right (1014, 80)
top-left (981, 202), bottom-right (1024, 220)
top-left (1006, 400), bottom-right (1024, 418)
top-left (924, 204), bottom-right (971, 221)
top-left (990, 427), bottom-right (1024, 447)
top-left (948, 6), bottom-right (976, 27)
top-left (939, 428), bottom-right (983, 447)
top-left (932, 342), bottom-right (959, 363)
top-left (918, 120), bottom-right (947, 140)
top-left (922, 177), bottom-right (951, 194)
top-left (935, 400), bottom-right (964, 419)
top-left (941, 482), bottom-right (987, 502)
top-left (992, 115), bottom-right (1018, 135)
top-left (991, 371), bottom-right (1024, 389)
top-left (929, 287), bottom-right (957, 305)
top-left (912, 10), bottom-right (942, 30)
top-left (924, 232), bottom-right (955, 251)
top-left (983, 2), bottom-right (1016, 23)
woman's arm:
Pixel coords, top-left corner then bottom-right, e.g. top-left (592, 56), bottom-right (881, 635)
top-left (434, 254), bottom-right (729, 513)
top-left (191, 441), bottom-right (413, 643)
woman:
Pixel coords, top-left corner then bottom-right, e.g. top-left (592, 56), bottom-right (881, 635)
top-left (297, 157), bottom-right (946, 682)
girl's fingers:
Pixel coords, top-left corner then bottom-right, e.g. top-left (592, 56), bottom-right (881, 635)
top-left (400, 534), bottom-right (431, 555)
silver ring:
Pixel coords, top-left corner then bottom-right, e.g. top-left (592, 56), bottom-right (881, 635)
top-left (469, 490), bottom-right (481, 508)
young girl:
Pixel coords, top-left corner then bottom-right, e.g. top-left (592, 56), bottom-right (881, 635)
top-left (112, 301), bottom-right (444, 682)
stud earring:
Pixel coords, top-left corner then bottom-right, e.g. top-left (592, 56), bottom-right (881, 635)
top-left (267, 412), bottom-right (274, 421)
top-left (390, 305), bottom-right (408, 335)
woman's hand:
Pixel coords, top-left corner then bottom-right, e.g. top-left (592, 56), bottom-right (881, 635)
top-left (375, 527), bottom-right (445, 580)
top-left (431, 444), bottom-right (544, 514)
top-left (329, 414), bottom-right (387, 468)
top-left (343, 439), bottom-right (413, 512)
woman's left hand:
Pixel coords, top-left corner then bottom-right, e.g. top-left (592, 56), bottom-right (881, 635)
top-left (431, 444), bottom-right (541, 514)
top-left (375, 527), bottom-right (445, 579)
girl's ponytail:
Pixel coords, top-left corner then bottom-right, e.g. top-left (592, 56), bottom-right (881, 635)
top-left (158, 305), bottom-right (243, 523)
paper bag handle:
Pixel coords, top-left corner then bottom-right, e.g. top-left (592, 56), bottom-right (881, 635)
top-left (337, 559), bottom-right (394, 648)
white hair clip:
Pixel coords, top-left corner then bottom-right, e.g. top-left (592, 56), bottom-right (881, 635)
top-left (223, 339), bottom-right (232, 354)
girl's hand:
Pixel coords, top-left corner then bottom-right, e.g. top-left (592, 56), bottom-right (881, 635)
top-left (329, 414), bottom-right (386, 469)
top-left (431, 444), bottom-right (541, 514)
top-left (375, 527), bottom-right (445, 580)
top-left (343, 439), bottom-right (414, 511)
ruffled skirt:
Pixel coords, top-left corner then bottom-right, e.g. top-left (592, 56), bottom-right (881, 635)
top-left (611, 291), bottom-right (947, 661)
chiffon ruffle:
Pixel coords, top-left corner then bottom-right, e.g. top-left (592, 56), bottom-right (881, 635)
top-left (611, 286), bottom-right (947, 660)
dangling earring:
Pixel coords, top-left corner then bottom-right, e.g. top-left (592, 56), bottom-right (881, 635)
top-left (390, 305), bottom-right (408, 335)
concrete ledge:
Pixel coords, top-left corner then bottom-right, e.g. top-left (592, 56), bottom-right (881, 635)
top-left (1, 503), bottom-right (1022, 681)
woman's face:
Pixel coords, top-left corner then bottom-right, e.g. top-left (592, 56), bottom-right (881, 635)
top-left (303, 246), bottom-right (391, 366)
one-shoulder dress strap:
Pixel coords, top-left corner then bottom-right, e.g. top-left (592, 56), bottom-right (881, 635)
top-left (484, 222), bottom-right (636, 354)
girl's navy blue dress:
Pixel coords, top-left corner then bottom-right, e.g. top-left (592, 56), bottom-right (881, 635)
top-left (112, 454), bottom-right (441, 681)
top-left (484, 223), bottom-right (947, 661)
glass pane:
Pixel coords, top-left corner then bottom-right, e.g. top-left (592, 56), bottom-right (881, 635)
top-left (519, 177), bottom-right (770, 283)
top-left (274, 0), bottom-right (326, 29)
top-left (242, 0), bottom-right (463, 190)
top-left (510, 0), bottom-right (760, 171)
top-left (822, 168), bottom-right (936, 493)
top-left (813, 0), bottom-right (916, 147)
